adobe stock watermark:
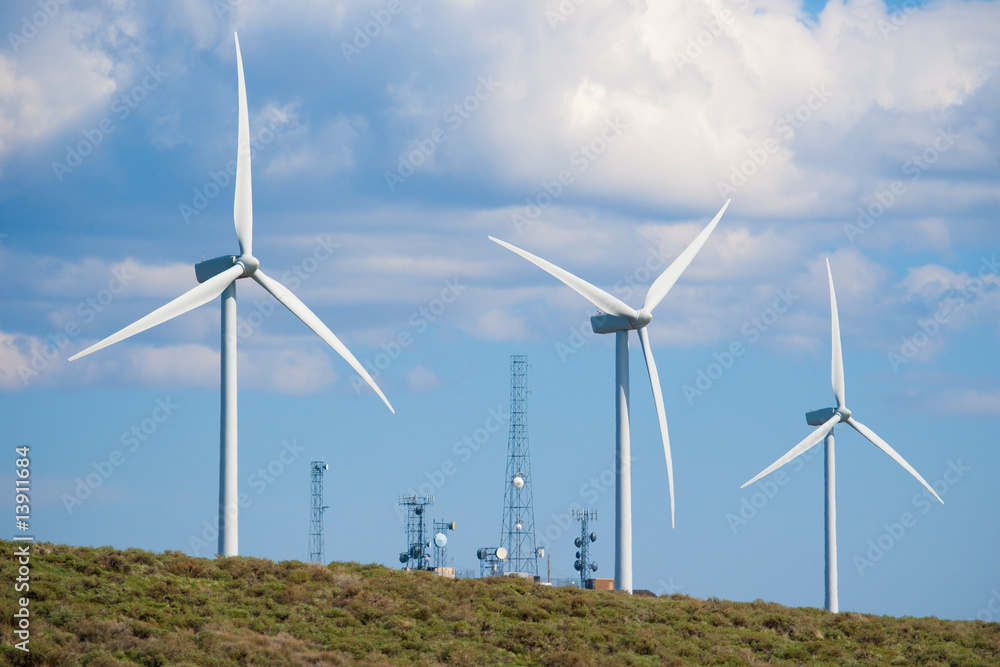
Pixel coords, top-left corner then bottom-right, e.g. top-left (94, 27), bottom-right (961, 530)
top-left (672, 1), bottom-right (748, 73)
top-left (7, 0), bottom-right (70, 53)
top-left (351, 278), bottom-right (466, 394)
top-left (545, 0), bottom-right (588, 29)
top-left (971, 588), bottom-right (1000, 623)
top-left (394, 405), bottom-right (508, 526)
top-left (510, 117), bottom-right (627, 233)
top-left (874, 0), bottom-right (920, 40)
top-left (725, 446), bottom-right (821, 534)
top-left (213, 0), bottom-right (247, 19)
top-left (853, 459), bottom-right (969, 576)
top-left (844, 127), bottom-right (959, 243)
top-left (19, 266), bottom-right (134, 386)
top-left (180, 107), bottom-right (295, 224)
top-left (51, 65), bottom-right (169, 182)
top-left (682, 287), bottom-right (799, 404)
top-left (537, 455), bottom-right (634, 546)
top-left (340, 0), bottom-right (408, 63)
top-left (887, 255), bottom-right (998, 373)
top-left (188, 438), bottom-right (305, 556)
top-left (716, 86), bottom-right (832, 199)
top-left (384, 75), bottom-right (501, 192)
top-left (61, 397), bottom-right (180, 514)
top-left (654, 578), bottom-right (683, 596)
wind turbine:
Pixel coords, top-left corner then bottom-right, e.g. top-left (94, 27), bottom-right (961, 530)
top-left (68, 33), bottom-right (393, 557)
top-left (489, 199), bottom-right (730, 592)
top-left (741, 258), bottom-right (942, 612)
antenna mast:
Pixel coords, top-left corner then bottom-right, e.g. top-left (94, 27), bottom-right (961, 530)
top-left (500, 354), bottom-right (539, 576)
top-left (309, 461), bottom-right (329, 563)
top-left (398, 495), bottom-right (434, 570)
top-left (573, 509), bottom-right (598, 588)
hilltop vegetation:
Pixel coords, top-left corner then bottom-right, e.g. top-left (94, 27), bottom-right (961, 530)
top-left (1, 541), bottom-right (998, 666)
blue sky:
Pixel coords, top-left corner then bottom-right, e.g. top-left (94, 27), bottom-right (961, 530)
top-left (2, 0), bottom-right (999, 621)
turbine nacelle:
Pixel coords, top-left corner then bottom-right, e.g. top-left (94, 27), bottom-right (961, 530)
top-left (195, 255), bottom-right (238, 283)
top-left (195, 254), bottom-right (260, 283)
top-left (806, 406), bottom-right (851, 426)
top-left (590, 308), bottom-right (652, 334)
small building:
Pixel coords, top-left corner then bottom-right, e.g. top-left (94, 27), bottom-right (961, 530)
top-left (585, 578), bottom-right (614, 591)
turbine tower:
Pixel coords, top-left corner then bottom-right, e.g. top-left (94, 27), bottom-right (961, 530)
top-left (489, 200), bottom-right (729, 592)
top-left (500, 354), bottom-right (538, 577)
top-left (741, 258), bottom-right (943, 612)
top-left (68, 33), bottom-right (393, 557)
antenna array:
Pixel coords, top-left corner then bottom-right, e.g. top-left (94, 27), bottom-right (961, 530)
top-left (309, 461), bottom-right (329, 563)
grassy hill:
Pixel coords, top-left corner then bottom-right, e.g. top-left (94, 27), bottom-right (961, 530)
top-left (2, 541), bottom-right (998, 666)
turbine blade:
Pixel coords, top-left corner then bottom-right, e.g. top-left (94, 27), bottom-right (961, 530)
top-left (846, 417), bottom-right (943, 504)
top-left (741, 413), bottom-right (841, 488)
top-left (643, 199), bottom-right (730, 313)
top-left (828, 259), bottom-right (845, 408)
top-left (252, 269), bottom-right (394, 414)
top-left (233, 32), bottom-right (252, 257)
top-left (69, 264), bottom-right (244, 361)
top-left (488, 237), bottom-right (637, 319)
top-left (637, 327), bottom-right (675, 529)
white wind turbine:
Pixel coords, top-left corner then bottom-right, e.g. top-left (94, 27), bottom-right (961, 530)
top-left (741, 258), bottom-right (942, 612)
top-left (69, 33), bottom-right (393, 557)
top-left (490, 199), bottom-right (730, 592)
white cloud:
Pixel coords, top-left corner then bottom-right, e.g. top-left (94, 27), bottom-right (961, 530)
top-left (0, 3), bottom-right (149, 160)
top-left (362, 0), bottom-right (1000, 218)
top-left (405, 364), bottom-right (441, 392)
top-left (239, 347), bottom-right (338, 394)
top-left (936, 387), bottom-right (1000, 417)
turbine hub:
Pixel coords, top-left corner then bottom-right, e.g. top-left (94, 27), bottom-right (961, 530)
top-left (236, 254), bottom-right (259, 277)
top-left (835, 406), bottom-right (852, 422)
top-left (629, 308), bottom-right (652, 329)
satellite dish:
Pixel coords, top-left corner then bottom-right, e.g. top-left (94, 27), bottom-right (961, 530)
top-left (574, 537), bottom-right (583, 548)
top-left (434, 533), bottom-right (448, 548)
top-left (513, 475), bottom-right (524, 488)
top-left (591, 561), bottom-right (598, 572)
top-left (516, 522), bottom-right (522, 531)
top-left (409, 544), bottom-right (424, 558)
top-left (590, 532), bottom-right (597, 542)
top-left (477, 548), bottom-right (488, 560)
top-left (574, 560), bottom-right (583, 571)
top-left (575, 551), bottom-right (580, 559)
top-left (496, 547), bottom-right (508, 560)
top-left (449, 521), bottom-right (456, 530)
top-left (399, 552), bottom-right (409, 563)
top-left (414, 506), bottom-right (423, 515)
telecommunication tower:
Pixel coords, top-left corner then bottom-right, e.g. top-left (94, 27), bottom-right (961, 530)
top-left (499, 355), bottom-right (539, 576)
top-left (398, 495), bottom-right (434, 570)
top-left (433, 519), bottom-right (456, 569)
top-left (572, 509), bottom-right (598, 588)
top-left (476, 546), bottom-right (508, 577)
top-left (309, 461), bottom-right (329, 563)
